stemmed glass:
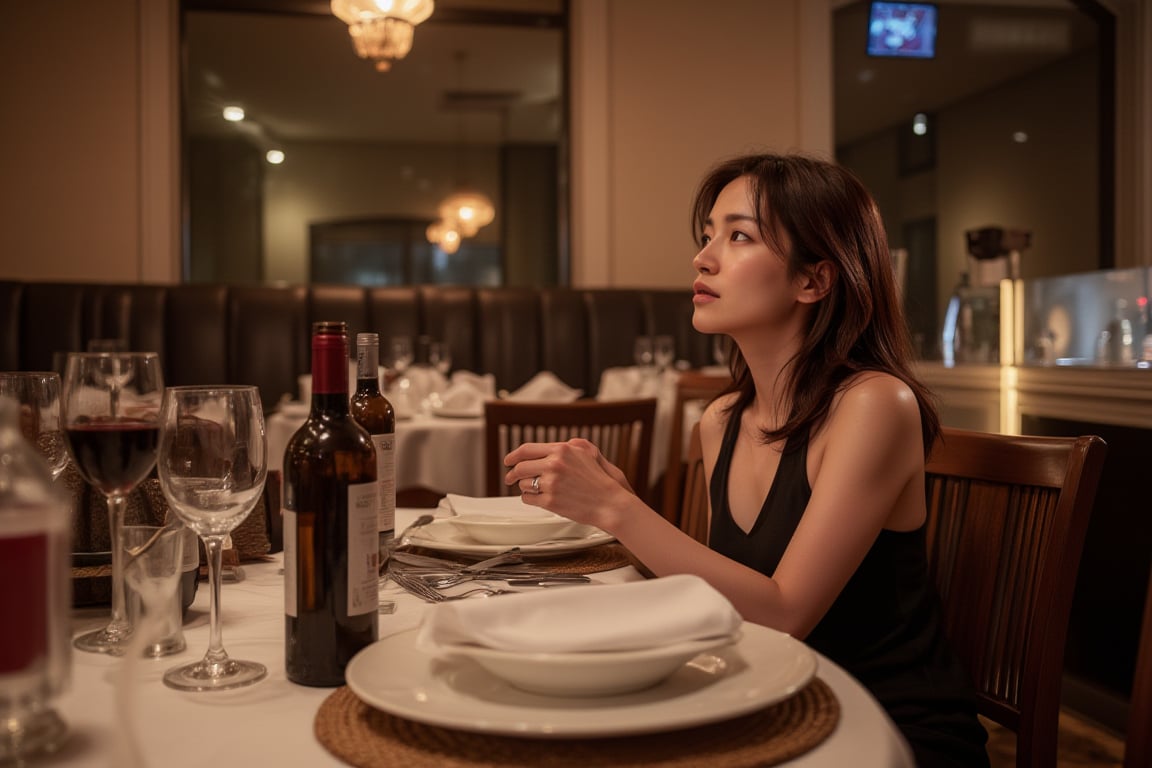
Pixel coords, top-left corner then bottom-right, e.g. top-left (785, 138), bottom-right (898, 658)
top-left (653, 335), bottom-right (676, 372)
top-left (0, 372), bottom-right (69, 481)
top-left (633, 337), bottom-right (654, 368)
top-left (157, 385), bottom-right (267, 691)
top-left (62, 352), bottom-right (163, 654)
top-left (389, 336), bottom-right (414, 378)
top-left (428, 341), bottom-right (452, 376)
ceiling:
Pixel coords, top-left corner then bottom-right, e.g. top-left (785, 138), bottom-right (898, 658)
top-left (184, 1), bottom-right (1101, 151)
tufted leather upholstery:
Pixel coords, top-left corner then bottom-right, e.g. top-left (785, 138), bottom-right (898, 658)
top-left (1, 281), bottom-right (708, 410)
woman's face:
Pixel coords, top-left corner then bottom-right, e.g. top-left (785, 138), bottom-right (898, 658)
top-left (691, 176), bottom-right (806, 339)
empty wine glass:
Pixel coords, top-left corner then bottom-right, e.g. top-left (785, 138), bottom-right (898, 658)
top-left (653, 335), bottom-right (676, 372)
top-left (62, 353), bottom-right (164, 654)
top-left (712, 334), bottom-right (731, 367)
top-left (389, 336), bottom-right (414, 376)
top-left (0, 372), bottom-right (69, 480)
top-left (633, 337), bottom-right (654, 368)
top-left (428, 341), bottom-right (452, 376)
top-left (157, 385), bottom-right (267, 691)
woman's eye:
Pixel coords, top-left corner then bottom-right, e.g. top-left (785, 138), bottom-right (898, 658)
top-left (699, 234), bottom-right (712, 246)
top-left (731, 231), bottom-right (751, 242)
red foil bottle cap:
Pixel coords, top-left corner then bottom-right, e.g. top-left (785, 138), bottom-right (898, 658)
top-left (311, 321), bottom-right (348, 395)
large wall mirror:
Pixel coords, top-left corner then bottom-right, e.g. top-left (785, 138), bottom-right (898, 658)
top-left (833, 0), bottom-right (1111, 359)
top-left (182, 0), bottom-right (567, 287)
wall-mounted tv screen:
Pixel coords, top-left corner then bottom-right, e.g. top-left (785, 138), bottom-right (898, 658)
top-left (867, 2), bottom-right (938, 59)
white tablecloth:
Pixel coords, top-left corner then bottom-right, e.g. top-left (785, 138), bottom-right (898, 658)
top-left (51, 510), bottom-right (914, 768)
top-left (267, 408), bottom-right (486, 497)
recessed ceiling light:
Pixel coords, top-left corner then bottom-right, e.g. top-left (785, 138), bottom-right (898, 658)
top-left (912, 113), bottom-right (929, 136)
top-left (222, 106), bottom-right (245, 122)
top-left (266, 149), bottom-right (285, 164)
top-left (1012, 131), bottom-right (1029, 143)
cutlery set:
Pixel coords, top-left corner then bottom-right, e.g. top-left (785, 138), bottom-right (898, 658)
top-left (382, 545), bottom-right (591, 605)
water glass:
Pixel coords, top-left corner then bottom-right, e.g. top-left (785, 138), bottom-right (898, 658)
top-left (0, 372), bottom-right (68, 480)
top-left (121, 524), bottom-right (189, 658)
top-left (653, 335), bottom-right (675, 371)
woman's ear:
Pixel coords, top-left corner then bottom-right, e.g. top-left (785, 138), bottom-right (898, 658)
top-left (797, 260), bottom-right (835, 304)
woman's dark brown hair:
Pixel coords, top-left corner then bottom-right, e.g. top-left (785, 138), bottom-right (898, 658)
top-left (691, 152), bottom-right (940, 454)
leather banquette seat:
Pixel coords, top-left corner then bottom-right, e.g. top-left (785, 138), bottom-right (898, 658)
top-left (0, 281), bottom-right (709, 410)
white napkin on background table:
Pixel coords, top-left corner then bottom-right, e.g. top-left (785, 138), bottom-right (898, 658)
top-left (450, 371), bottom-right (497, 397)
top-left (506, 371), bottom-right (583, 402)
top-left (415, 574), bottom-right (743, 654)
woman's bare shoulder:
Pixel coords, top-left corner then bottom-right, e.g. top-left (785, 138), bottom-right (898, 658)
top-left (698, 391), bottom-right (738, 439)
top-left (830, 371), bottom-right (919, 432)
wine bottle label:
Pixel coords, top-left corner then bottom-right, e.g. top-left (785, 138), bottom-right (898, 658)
top-left (371, 433), bottom-right (396, 534)
top-left (283, 508), bottom-right (297, 618)
top-left (347, 482), bottom-right (378, 617)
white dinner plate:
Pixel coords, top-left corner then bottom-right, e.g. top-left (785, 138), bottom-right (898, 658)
top-left (407, 517), bottom-right (615, 556)
top-left (345, 623), bottom-right (818, 738)
top-left (430, 406), bottom-right (484, 419)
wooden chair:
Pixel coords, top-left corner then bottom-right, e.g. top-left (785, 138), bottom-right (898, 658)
top-left (678, 422), bottom-right (710, 544)
top-left (1125, 563), bottom-right (1152, 768)
top-left (483, 398), bottom-right (657, 499)
top-left (660, 370), bottom-right (730, 525)
top-left (924, 427), bottom-right (1107, 768)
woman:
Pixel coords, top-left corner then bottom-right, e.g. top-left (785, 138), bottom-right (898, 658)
top-left (504, 152), bottom-right (988, 766)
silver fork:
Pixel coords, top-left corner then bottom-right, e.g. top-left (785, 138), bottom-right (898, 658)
top-left (390, 569), bottom-right (512, 602)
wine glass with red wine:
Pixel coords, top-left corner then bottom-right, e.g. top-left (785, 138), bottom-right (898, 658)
top-left (62, 352), bottom-right (163, 654)
top-left (157, 385), bottom-right (268, 691)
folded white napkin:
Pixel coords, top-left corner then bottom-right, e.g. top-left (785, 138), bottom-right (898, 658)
top-left (595, 366), bottom-right (666, 400)
top-left (416, 574), bottom-right (742, 654)
top-left (449, 370), bottom-right (497, 397)
top-left (429, 382), bottom-right (486, 415)
top-left (506, 371), bottom-right (583, 402)
top-left (443, 494), bottom-right (560, 519)
top-left (396, 365), bottom-right (448, 404)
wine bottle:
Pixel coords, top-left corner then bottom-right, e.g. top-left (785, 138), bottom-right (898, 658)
top-left (349, 332), bottom-right (396, 559)
top-left (283, 321), bottom-right (379, 687)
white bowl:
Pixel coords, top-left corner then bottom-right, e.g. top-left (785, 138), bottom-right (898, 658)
top-left (447, 514), bottom-right (582, 546)
top-left (442, 633), bottom-right (741, 697)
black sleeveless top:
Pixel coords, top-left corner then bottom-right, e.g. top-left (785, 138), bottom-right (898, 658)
top-left (708, 403), bottom-right (989, 768)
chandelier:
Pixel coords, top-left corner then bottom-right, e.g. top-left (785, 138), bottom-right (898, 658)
top-left (330, 0), bottom-right (434, 72)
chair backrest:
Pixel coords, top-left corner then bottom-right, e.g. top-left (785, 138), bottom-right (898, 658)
top-left (1126, 563), bottom-right (1152, 768)
top-left (660, 370), bottom-right (730, 524)
top-left (924, 427), bottom-right (1107, 768)
top-left (678, 421), bottom-right (710, 543)
top-left (483, 398), bottom-right (657, 499)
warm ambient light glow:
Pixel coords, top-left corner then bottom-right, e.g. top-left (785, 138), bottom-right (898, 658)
top-left (222, 106), bottom-right (245, 122)
top-left (266, 149), bottom-right (285, 164)
top-left (426, 220), bottom-right (461, 254)
top-left (437, 190), bottom-right (495, 238)
top-left (330, 0), bottom-right (434, 72)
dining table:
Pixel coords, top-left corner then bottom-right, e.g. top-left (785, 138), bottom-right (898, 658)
top-left (49, 508), bottom-right (914, 768)
top-left (266, 405), bottom-right (487, 498)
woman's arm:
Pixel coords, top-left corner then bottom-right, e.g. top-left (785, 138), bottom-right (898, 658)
top-left (502, 374), bottom-right (923, 638)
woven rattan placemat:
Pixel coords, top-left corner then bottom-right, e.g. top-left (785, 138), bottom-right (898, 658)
top-left (315, 678), bottom-right (838, 768)
top-left (404, 542), bottom-right (634, 575)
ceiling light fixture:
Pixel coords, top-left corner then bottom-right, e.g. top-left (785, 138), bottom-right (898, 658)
top-left (330, 0), bottom-right (434, 72)
top-left (426, 220), bottom-right (461, 254)
top-left (428, 50), bottom-right (496, 249)
top-left (222, 106), bottom-right (245, 122)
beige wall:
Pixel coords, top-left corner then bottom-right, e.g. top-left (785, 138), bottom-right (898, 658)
top-left (570, 0), bottom-right (832, 288)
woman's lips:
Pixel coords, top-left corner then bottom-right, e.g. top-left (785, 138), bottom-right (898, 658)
top-left (693, 281), bottom-right (718, 303)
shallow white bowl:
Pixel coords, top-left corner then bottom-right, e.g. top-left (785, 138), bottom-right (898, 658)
top-left (441, 633), bottom-right (741, 697)
top-left (447, 514), bottom-right (581, 545)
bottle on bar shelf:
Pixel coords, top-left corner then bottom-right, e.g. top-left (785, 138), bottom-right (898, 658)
top-left (283, 321), bottom-right (378, 687)
top-left (349, 332), bottom-right (397, 561)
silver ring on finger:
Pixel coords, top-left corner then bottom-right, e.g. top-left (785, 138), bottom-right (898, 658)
top-left (530, 476), bottom-right (541, 494)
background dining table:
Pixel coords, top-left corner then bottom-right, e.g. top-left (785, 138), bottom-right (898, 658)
top-left (48, 509), bottom-right (915, 768)
top-left (266, 405), bottom-right (487, 498)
